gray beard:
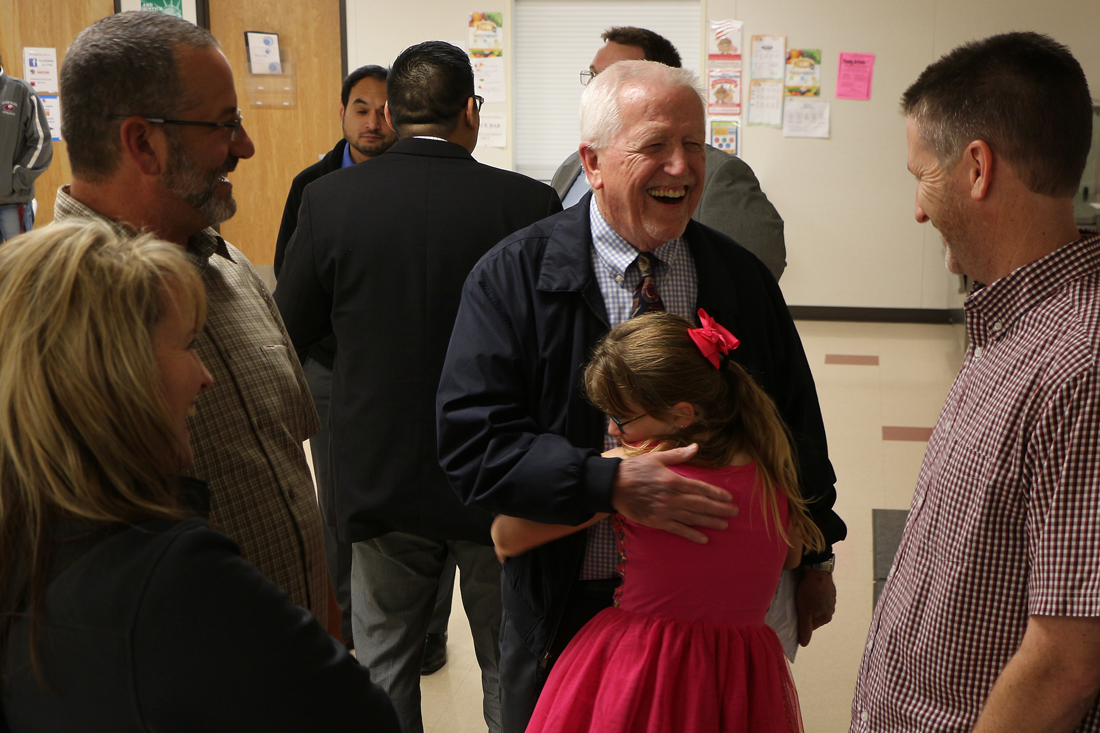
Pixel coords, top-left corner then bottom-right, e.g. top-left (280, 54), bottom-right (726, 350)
top-left (163, 136), bottom-right (237, 227)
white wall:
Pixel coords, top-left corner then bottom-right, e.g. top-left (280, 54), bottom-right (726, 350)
top-left (346, 0), bottom-right (514, 171)
top-left (346, 0), bottom-right (1100, 310)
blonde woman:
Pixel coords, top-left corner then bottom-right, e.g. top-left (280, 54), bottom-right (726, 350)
top-left (0, 222), bottom-right (400, 732)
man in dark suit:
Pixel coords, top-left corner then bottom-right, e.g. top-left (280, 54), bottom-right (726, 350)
top-left (273, 63), bottom-right (396, 652)
top-left (275, 41), bottom-right (562, 733)
top-left (553, 26), bottom-right (788, 280)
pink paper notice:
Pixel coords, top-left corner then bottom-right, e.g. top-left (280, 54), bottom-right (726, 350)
top-left (836, 52), bottom-right (875, 100)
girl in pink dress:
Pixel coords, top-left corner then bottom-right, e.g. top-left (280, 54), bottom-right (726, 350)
top-left (492, 310), bottom-right (825, 733)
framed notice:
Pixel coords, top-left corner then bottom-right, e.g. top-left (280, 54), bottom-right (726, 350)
top-left (114, 0), bottom-right (209, 29)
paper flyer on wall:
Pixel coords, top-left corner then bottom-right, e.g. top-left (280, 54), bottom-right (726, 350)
top-left (472, 57), bottom-right (505, 103)
top-left (707, 20), bottom-right (743, 69)
top-left (39, 95), bottom-right (62, 141)
top-left (783, 99), bottom-right (829, 138)
top-left (747, 79), bottom-right (783, 126)
top-left (785, 49), bottom-right (821, 96)
top-left (245, 32), bottom-right (282, 75)
top-left (710, 119), bottom-right (739, 156)
top-left (750, 35), bottom-right (785, 80)
top-left (468, 12), bottom-right (503, 57)
top-left (479, 112), bottom-right (506, 147)
top-left (837, 52), bottom-right (875, 100)
top-left (21, 47), bottom-right (59, 94)
top-left (707, 69), bottom-right (741, 116)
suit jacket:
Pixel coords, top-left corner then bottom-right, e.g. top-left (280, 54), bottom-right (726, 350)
top-left (550, 144), bottom-right (787, 280)
top-left (274, 139), bottom-right (348, 369)
top-left (274, 138), bottom-right (347, 278)
top-left (275, 137), bottom-right (562, 544)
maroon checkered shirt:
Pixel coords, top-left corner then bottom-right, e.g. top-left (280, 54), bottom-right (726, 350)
top-left (852, 231), bottom-right (1100, 732)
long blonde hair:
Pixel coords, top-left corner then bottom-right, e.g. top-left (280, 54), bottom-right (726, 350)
top-left (0, 221), bottom-right (206, 658)
top-left (583, 312), bottom-right (824, 553)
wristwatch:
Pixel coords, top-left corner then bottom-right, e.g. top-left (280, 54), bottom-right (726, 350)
top-left (806, 554), bottom-right (835, 573)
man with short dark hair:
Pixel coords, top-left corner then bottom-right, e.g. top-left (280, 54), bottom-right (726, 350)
top-left (0, 50), bottom-right (53, 241)
top-left (276, 40), bottom-right (561, 733)
top-left (851, 32), bottom-right (1100, 733)
top-left (274, 64), bottom-right (396, 275)
top-left (439, 59), bottom-right (842, 733)
top-left (54, 12), bottom-right (333, 637)
top-left (597, 26), bottom-right (681, 68)
top-left (554, 26), bottom-right (787, 280)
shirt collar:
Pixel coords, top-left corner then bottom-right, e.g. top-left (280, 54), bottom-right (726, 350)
top-left (588, 195), bottom-right (687, 277)
top-left (964, 229), bottom-right (1100, 345)
top-left (54, 185), bottom-right (230, 270)
top-left (341, 142), bottom-right (356, 168)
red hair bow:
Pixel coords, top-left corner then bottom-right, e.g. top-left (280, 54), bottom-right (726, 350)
top-left (687, 309), bottom-right (740, 369)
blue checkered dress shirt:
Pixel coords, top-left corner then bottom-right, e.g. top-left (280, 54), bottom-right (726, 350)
top-left (580, 196), bottom-right (698, 580)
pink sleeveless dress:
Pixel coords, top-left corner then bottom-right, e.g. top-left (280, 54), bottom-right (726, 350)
top-left (525, 463), bottom-right (804, 733)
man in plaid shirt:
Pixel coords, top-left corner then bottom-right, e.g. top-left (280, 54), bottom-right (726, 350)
top-left (852, 33), bottom-right (1100, 732)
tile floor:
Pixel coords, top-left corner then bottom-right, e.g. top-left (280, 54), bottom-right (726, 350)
top-left (313, 320), bottom-right (968, 733)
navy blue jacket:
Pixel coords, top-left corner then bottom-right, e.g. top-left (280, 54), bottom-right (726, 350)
top-left (437, 193), bottom-right (845, 664)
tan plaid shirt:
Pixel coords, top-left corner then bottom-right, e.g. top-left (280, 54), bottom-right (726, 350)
top-left (55, 187), bottom-right (327, 626)
top-left (852, 231), bottom-right (1100, 732)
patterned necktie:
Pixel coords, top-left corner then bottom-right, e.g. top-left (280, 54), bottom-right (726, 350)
top-left (630, 253), bottom-right (666, 318)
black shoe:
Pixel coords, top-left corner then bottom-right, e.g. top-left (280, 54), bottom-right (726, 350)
top-left (420, 631), bottom-right (448, 675)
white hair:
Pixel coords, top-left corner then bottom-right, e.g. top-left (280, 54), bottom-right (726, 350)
top-left (579, 60), bottom-right (704, 149)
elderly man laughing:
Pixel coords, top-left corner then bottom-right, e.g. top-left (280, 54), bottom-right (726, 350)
top-left (438, 60), bottom-right (845, 733)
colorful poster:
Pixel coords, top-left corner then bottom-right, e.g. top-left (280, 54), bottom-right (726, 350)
top-left (747, 79), bottom-right (783, 126)
top-left (785, 49), bottom-right (821, 96)
top-left (710, 119), bottom-right (739, 155)
top-left (837, 52), bottom-right (875, 100)
top-left (707, 19), bottom-right (743, 69)
top-left (707, 69), bottom-right (741, 116)
top-left (21, 47), bottom-right (59, 94)
top-left (750, 35), bottom-right (785, 80)
top-left (468, 12), bottom-right (503, 58)
top-left (783, 99), bottom-right (829, 138)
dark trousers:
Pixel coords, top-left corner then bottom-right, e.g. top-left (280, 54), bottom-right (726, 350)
top-left (303, 356), bottom-right (455, 646)
top-left (499, 578), bottom-right (618, 733)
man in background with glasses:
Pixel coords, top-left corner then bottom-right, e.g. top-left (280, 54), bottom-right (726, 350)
top-left (53, 11), bottom-right (337, 640)
top-left (276, 40), bottom-right (561, 733)
top-left (554, 26), bottom-right (788, 281)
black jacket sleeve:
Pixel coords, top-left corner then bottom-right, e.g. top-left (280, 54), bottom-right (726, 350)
top-left (274, 190), bottom-right (334, 358)
top-left (133, 525), bottom-right (402, 732)
top-left (437, 249), bottom-right (619, 526)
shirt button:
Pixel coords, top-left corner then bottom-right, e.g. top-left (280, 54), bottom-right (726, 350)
top-left (615, 275), bottom-right (624, 284)
top-left (861, 711), bottom-right (869, 723)
top-left (992, 320), bottom-right (1003, 332)
top-left (975, 346), bottom-right (984, 358)
top-left (866, 639), bottom-right (873, 651)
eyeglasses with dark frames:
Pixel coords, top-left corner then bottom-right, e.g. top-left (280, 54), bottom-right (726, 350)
top-left (579, 70), bottom-right (597, 86)
top-left (112, 110), bottom-right (245, 142)
top-left (608, 413), bottom-right (647, 431)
